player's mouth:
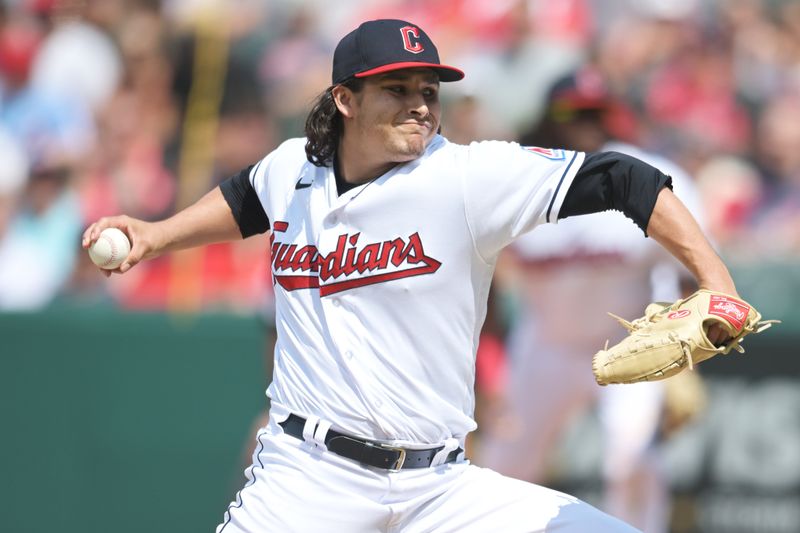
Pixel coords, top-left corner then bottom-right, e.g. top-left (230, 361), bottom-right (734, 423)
top-left (398, 121), bottom-right (433, 133)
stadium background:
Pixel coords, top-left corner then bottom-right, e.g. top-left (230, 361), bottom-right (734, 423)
top-left (0, 1), bottom-right (797, 532)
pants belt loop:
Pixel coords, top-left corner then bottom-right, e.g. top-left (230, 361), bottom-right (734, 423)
top-left (301, 415), bottom-right (320, 452)
top-left (313, 419), bottom-right (332, 451)
top-left (430, 438), bottom-right (459, 467)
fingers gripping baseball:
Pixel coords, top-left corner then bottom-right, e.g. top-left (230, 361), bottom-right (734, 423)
top-left (82, 216), bottom-right (159, 275)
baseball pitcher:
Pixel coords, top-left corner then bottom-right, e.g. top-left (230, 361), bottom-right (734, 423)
top-left (82, 19), bottom-right (767, 533)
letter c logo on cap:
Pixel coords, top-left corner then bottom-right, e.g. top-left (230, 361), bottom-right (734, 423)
top-left (400, 26), bottom-right (424, 54)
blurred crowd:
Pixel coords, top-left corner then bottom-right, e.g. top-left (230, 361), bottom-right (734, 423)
top-left (0, 0), bottom-right (799, 312)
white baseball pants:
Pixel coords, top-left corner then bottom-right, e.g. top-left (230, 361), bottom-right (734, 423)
top-left (216, 412), bottom-right (639, 532)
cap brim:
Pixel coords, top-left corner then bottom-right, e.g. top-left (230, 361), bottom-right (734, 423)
top-left (355, 61), bottom-right (464, 82)
top-left (550, 88), bottom-right (610, 110)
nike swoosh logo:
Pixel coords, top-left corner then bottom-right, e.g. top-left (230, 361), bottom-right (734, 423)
top-left (295, 180), bottom-right (312, 190)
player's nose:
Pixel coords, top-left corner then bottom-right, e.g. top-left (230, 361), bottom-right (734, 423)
top-left (406, 92), bottom-right (429, 117)
top-left (408, 104), bottom-right (430, 121)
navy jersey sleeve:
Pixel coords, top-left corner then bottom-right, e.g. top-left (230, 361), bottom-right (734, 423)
top-left (219, 165), bottom-right (271, 238)
top-left (559, 151), bottom-right (673, 235)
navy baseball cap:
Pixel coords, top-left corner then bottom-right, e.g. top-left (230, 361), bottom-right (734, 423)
top-left (332, 19), bottom-right (465, 85)
top-left (547, 68), bottom-right (611, 111)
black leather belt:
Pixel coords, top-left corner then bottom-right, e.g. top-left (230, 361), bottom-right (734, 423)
top-left (279, 414), bottom-right (463, 471)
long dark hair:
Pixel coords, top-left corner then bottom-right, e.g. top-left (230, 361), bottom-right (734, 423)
top-left (305, 78), bottom-right (365, 167)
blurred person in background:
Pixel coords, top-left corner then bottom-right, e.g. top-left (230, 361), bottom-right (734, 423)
top-left (257, 4), bottom-right (331, 138)
top-left (79, 0), bottom-right (177, 226)
top-left (0, 128), bottom-right (27, 233)
top-left (592, 0), bottom-right (754, 175)
top-left (452, 0), bottom-right (587, 138)
top-left (29, 0), bottom-right (123, 115)
top-left (0, 150), bottom-right (83, 310)
top-left (477, 66), bottom-right (708, 533)
top-left (0, 2), bottom-right (91, 310)
top-left (0, 3), bottom-right (96, 170)
top-left (0, 127), bottom-right (32, 307)
top-left (747, 90), bottom-right (800, 257)
top-left (718, 0), bottom-right (800, 111)
top-left (693, 155), bottom-right (764, 259)
top-left (642, 37), bottom-right (751, 166)
top-left (591, 1), bottom-right (700, 123)
top-left (438, 92), bottom-right (506, 145)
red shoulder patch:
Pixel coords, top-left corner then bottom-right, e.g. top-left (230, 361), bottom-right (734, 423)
top-left (522, 146), bottom-right (566, 161)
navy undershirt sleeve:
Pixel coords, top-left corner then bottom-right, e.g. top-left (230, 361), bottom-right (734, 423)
top-left (558, 151), bottom-right (673, 235)
top-left (219, 165), bottom-right (270, 238)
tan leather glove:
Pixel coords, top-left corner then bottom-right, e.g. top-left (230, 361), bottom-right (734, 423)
top-left (593, 290), bottom-right (778, 385)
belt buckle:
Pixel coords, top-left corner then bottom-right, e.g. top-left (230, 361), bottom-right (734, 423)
top-left (379, 443), bottom-right (407, 471)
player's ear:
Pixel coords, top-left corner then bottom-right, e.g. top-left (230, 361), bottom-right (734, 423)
top-left (332, 84), bottom-right (357, 118)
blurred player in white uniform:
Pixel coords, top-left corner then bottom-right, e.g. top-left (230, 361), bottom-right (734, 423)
top-left (478, 67), bottom-right (705, 532)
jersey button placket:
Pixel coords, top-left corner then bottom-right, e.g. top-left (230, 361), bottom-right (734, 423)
top-left (317, 205), bottom-right (344, 298)
top-left (322, 206), bottom-right (344, 230)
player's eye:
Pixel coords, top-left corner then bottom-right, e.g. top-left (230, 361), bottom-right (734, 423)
top-left (386, 85), bottom-right (405, 95)
top-left (422, 87), bottom-right (438, 99)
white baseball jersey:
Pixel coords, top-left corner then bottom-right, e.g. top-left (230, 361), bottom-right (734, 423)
top-left (249, 135), bottom-right (584, 445)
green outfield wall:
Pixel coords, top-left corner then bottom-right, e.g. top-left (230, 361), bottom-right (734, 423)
top-left (1, 307), bottom-right (271, 533)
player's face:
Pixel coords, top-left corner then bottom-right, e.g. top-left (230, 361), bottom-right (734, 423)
top-left (350, 69), bottom-right (441, 162)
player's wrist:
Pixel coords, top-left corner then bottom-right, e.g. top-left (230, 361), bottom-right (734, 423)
top-left (144, 220), bottom-right (173, 258)
top-left (696, 273), bottom-right (738, 298)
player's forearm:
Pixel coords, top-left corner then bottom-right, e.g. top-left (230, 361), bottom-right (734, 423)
top-left (82, 186), bottom-right (244, 274)
top-left (646, 188), bottom-right (737, 296)
top-left (154, 187), bottom-right (243, 254)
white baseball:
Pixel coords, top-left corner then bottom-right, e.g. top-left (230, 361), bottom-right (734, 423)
top-left (88, 228), bottom-right (131, 270)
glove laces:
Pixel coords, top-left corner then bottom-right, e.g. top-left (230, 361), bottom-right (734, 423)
top-left (608, 304), bottom-right (668, 332)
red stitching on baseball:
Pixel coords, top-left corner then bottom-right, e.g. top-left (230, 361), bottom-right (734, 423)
top-left (100, 233), bottom-right (118, 267)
